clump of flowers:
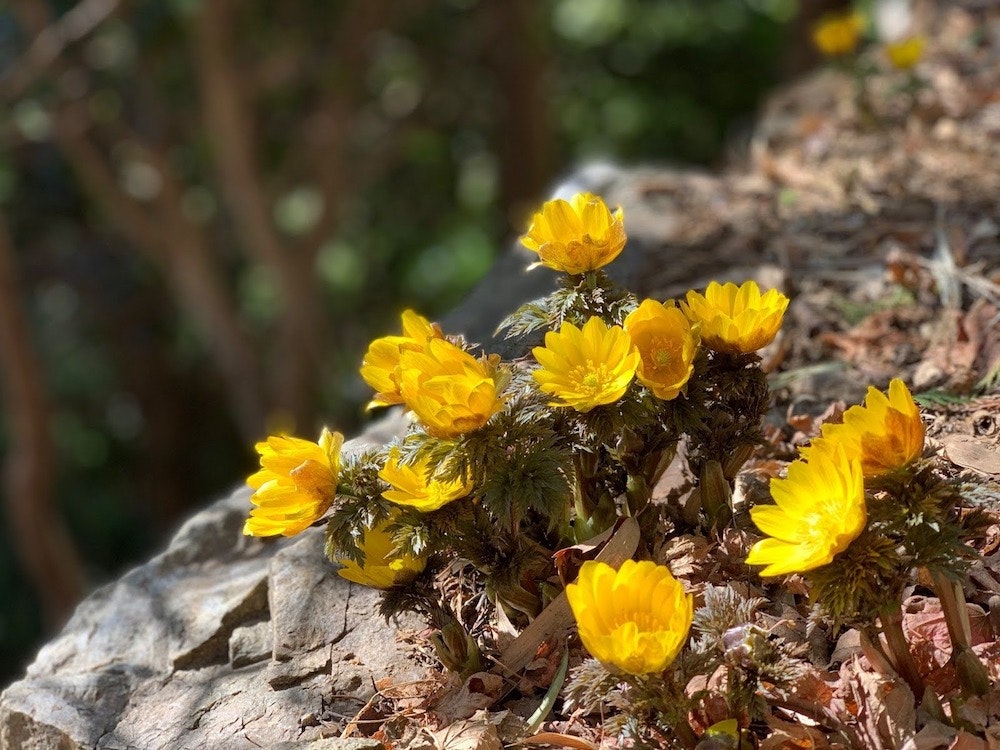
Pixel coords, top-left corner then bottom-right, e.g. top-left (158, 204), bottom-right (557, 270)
top-left (747, 378), bottom-right (983, 700)
top-left (810, 3), bottom-right (930, 119)
top-left (237, 191), bottom-right (983, 746)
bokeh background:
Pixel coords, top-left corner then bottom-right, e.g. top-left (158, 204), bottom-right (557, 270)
top-left (0, 0), bottom-right (835, 684)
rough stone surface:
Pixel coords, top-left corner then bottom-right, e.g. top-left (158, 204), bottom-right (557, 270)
top-left (229, 621), bottom-right (272, 669)
top-left (0, 412), bottom-right (428, 750)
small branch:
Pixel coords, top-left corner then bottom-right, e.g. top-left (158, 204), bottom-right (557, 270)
top-left (2, 0), bottom-right (120, 102)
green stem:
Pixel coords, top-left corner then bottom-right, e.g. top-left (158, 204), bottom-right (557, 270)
top-left (859, 627), bottom-right (897, 677)
top-left (878, 601), bottom-right (925, 698)
top-left (572, 453), bottom-right (595, 521)
top-left (930, 570), bottom-right (990, 697)
top-left (625, 473), bottom-right (649, 517)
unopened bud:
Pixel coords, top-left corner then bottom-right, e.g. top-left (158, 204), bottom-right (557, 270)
top-left (955, 646), bottom-right (990, 697)
top-left (701, 460), bottom-right (733, 530)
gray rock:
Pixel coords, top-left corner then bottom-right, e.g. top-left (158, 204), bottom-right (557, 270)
top-left (229, 621), bottom-right (273, 669)
top-left (268, 740), bottom-right (382, 750)
top-left (0, 414), bottom-right (420, 750)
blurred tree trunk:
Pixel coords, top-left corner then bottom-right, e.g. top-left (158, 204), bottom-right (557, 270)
top-left (0, 211), bottom-right (86, 627)
top-left (192, 0), bottom-right (325, 430)
top-left (485, 0), bottom-right (554, 225)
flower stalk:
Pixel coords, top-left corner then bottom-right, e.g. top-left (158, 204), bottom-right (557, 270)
top-left (878, 600), bottom-right (925, 698)
top-left (930, 569), bottom-right (990, 697)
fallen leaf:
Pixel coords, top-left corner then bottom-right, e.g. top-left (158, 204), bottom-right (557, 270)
top-left (949, 732), bottom-right (988, 750)
top-left (901, 722), bottom-right (956, 750)
top-left (517, 731), bottom-right (599, 750)
top-left (428, 717), bottom-right (503, 750)
top-left (761, 714), bottom-right (834, 749)
top-left (432, 673), bottom-right (506, 726)
top-left (943, 435), bottom-right (1000, 475)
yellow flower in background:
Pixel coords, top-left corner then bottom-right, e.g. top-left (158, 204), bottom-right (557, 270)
top-left (624, 299), bottom-right (700, 401)
top-left (336, 516), bottom-right (427, 588)
top-left (244, 427), bottom-right (343, 537)
top-left (399, 338), bottom-right (504, 438)
top-left (812, 11), bottom-right (864, 57)
top-left (380, 451), bottom-right (473, 512)
top-left (520, 192), bottom-right (627, 275)
top-left (360, 310), bottom-right (443, 408)
top-left (886, 35), bottom-right (925, 70)
top-left (813, 378), bottom-right (924, 477)
top-left (746, 443), bottom-right (866, 577)
top-left (680, 280), bottom-right (788, 355)
top-left (532, 316), bottom-right (639, 412)
top-left (567, 559), bottom-right (693, 675)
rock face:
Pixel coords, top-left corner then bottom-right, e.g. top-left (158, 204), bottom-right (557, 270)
top-left (0, 413), bottom-right (428, 750)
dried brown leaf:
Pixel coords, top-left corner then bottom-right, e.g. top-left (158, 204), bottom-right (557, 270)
top-left (431, 673), bottom-right (506, 726)
top-left (518, 732), bottom-right (600, 750)
top-left (426, 717), bottom-right (503, 750)
top-left (761, 714), bottom-right (835, 750)
top-left (943, 436), bottom-right (1000, 475)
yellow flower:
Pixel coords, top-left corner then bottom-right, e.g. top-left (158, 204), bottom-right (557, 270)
top-left (680, 280), bottom-right (789, 355)
top-left (811, 378), bottom-right (925, 477)
top-left (532, 316), bottom-right (639, 412)
top-left (244, 427), bottom-right (343, 537)
top-left (399, 338), bottom-right (504, 438)
top-left (812, 11), bottom-right (864, 57)
top-left (360, 310), bottom-right (443, 408)
top-left (567, 559), bottom-right (693, 675)
top-left (520, 192), bottom-right (627, 275)
top-left (746, 443), bottom-right (866, 577)
top-left (379, 450), bottom-right (473, 512)
top-left (624, 299), bottom-right (700, 401)
top-left (335, 516), bottom-right (427, 588)
top-left (886, 35), bottom-right (924, 70)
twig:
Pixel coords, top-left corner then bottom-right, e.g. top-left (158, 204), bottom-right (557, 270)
top-left (1, 0), bottom-right (120, 102)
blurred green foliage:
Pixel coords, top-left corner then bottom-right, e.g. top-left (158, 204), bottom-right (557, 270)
top-left (0, 0), bottom-right (798, 685)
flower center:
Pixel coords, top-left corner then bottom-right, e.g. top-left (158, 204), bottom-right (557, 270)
top-left (578, 363), bottom-right (611, 393)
